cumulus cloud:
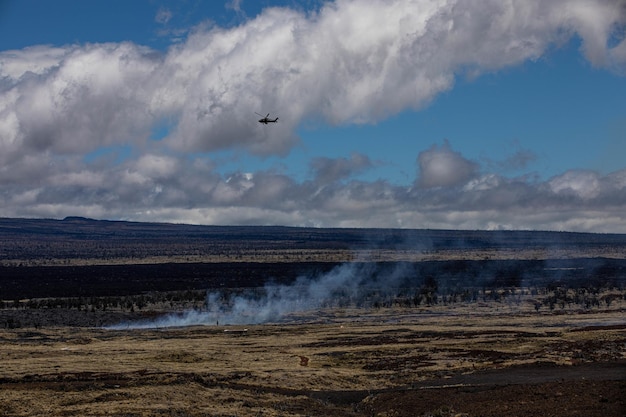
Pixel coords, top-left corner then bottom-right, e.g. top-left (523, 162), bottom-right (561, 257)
top-left (417, 140), bottom-right (478, 188)
top-left (1, 146), bottom-right (625, 231)
top-left (2, 0), bottom-right (625, 157)
top-left (0, 43), bottom-right (158, 164)
top-left (549, 170), bottom-right (602, 199)
top-left (1, 0), bottom-right (626, 232)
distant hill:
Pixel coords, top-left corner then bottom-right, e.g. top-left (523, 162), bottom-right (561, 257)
top-left (0, 217), bottom-right (626, 262)
top-left (1, 217), bottom-right (626, 266)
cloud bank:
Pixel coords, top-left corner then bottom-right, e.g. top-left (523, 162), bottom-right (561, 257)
top-left (1, 0), bottom-right (625, 232)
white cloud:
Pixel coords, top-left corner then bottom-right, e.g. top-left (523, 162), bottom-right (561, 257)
top-left (0, 43), bottom-right (158, 164)
top-left (310, 153), bottom-right (374, 184)
top-left (3, 0), bottom-right (624, 157)
top-left (0, 46), bottom-right (67, 79)
top-left (548, 170), bottom-right (601, 199)
top-left (0, 0), bottom-right (625, 231)
top-left (417, 140), bottom-right (478, 188)
top-left (0, 145), bottom-right (625, 231)
top-left (155, 7), bottom-right (173, 25)
top-left (562, 0), bottom-right (626, 67)
top-left (463, 174), bottom-right (502, 192)
top-left (135, 154), bottom-right (179, 178)
top-left (225, 0), bottom-right (244, 14)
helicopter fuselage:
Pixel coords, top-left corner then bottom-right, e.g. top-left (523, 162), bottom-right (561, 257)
top-left (256, 112), bottom-right (279, 124)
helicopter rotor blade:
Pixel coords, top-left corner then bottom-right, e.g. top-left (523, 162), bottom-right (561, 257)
top-left (255, 112), bottom-right (264, 117)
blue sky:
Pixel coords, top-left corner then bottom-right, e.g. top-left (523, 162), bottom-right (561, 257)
top-left (1, 0), bottom-right (625, 231)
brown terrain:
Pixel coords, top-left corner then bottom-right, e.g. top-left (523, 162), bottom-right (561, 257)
top-left (1, 306), bottom-right (624, 417)
top-left (0, 217), bottom-right (625, 416)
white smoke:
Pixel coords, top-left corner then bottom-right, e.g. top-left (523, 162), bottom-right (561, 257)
top-left (105, 262), bottom-right (408, 329)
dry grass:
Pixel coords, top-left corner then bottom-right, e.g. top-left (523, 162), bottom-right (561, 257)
top-left (1, 304), bottom-right (625, 416)
top-left (4, 245), bottom-right (626, 267)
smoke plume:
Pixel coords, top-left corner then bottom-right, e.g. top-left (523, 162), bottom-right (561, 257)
top-left (106, 262), bottom-right (411, 329)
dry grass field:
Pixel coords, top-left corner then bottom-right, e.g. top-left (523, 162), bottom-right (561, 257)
top-left (1, 303), bottom-right (624, 417)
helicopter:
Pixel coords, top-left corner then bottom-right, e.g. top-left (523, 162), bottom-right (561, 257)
top-left (256, 112), bottom-right (279, 124)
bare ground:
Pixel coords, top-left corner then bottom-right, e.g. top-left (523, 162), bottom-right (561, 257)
top-left (1, 305), bottom-right (624, 417)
